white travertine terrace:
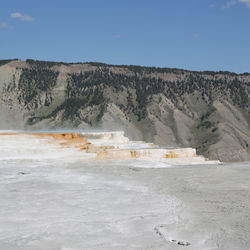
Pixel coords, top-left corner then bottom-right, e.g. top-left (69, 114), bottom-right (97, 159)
top-left (0, 131), bottom-right (219, 166)
top-left (81, 131), bottom-right (219, 164)
top-left (4, 130), bottom-right (248, 250)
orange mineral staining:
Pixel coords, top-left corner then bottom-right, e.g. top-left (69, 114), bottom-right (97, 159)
top-left (28, 133), bottom-right (91, 149)
top-left (164, 151), bottom-right (179, 159)
top-left (130, 151), bottom-right (137, 158)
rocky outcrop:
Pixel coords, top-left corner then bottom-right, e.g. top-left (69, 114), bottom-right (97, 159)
top-left (0, 59), bottom-right (249, 162)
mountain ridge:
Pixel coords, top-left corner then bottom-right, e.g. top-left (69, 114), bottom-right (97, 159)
top-left (2, 58), bottom-right (250, 75)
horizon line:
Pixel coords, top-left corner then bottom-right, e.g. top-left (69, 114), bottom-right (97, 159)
top-left (1, 58), bottom-right (249, 75)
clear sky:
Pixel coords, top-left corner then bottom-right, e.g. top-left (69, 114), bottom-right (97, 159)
top-left (0, 0), bottom-right (250, 72)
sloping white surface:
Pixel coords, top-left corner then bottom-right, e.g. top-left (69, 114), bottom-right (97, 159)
top-left (0, 134), bottom-right (180, 250)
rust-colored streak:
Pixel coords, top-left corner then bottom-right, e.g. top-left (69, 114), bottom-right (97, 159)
top-left (130, 151), bottom-right (137, 158)
top-left (0, 132), bottom-right (91, 153)
top-left (28, 133), bottom-right (91, 149)
top-left (164, 152), bottom-right (179, 158)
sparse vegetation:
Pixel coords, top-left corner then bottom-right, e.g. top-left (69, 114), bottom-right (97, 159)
top-left (17, 68), bottom-right (59, 106)
top-left (0, 59), bottom-right (18, 67)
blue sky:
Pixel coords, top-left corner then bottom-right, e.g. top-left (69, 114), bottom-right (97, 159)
top-left (0, 0), bottom-right (250, 72)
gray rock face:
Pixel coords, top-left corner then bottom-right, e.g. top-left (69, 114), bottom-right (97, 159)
top-left (0, 59), bottom-right (249, 162)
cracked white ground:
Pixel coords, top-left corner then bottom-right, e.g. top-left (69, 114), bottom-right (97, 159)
top-left (0, 133), bottom-right (250, 250)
